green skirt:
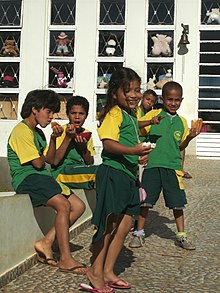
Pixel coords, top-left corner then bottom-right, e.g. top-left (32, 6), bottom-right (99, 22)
top-left (92, 164), bottom-right (140, 243)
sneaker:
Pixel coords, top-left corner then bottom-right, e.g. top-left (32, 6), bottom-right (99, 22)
top-left (174, 235), bottom-right (196, 250)
top-left (129, 235), bottom-right (145, 248)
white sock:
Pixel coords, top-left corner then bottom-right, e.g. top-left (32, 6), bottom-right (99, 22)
top-left (133, 229), bottom-right (145, 237)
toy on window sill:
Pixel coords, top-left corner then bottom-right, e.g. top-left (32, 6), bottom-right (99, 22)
top-left (55, 32), bottom-right (72, 56)
top-left (151, 34), bottom-right (172, 57)
top-left (105, 39), bottom-right (117, 56)
top-left (206, 8), bottom-right (220, 24)
top-left (2, 39), bottom-right (19, 57)
top-left (50, 66), bottom-right (68, 88)
top-left (147, 75), bottom-right (156, 90)
top-left (155, 69), bottom-right (173, 89)
top-left (0, 75), bottom-right (15, 88)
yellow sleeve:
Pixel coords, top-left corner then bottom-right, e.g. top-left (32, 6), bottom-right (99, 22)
top-left (9, 123), bottom-right (40, 164)
top-left (179, 116), bottom-right (189, 142)
top-left (84, 129), bottom-right (96, 156)
top-left (97, 106), bottom-right (123, 141)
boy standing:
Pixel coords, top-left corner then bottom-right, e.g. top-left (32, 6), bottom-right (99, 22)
top-left (7, 90), bottom-right (88, 274)
top-left (51, 95), bottom-right (97, 190)
top-left (129, 81), bottom-right (200, 250)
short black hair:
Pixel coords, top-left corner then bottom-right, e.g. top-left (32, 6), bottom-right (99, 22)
top-left (20, 89), bottom-right (60, 119)
top-left (66, 95), bottom-right (89, 116)
top-left (162, 81), bottom-right (183, 98)
top-left (143, 89), bottom-right (157, 98)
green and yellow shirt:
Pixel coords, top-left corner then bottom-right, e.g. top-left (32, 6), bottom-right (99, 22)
top-left (51, 124), bottom-right (96, 179)
top-left (7, 121), bottom-right (49, 190)
top-left (98, 105), bottom-right (139, 180)
top-left (139, 109), bottom-right (189, 170)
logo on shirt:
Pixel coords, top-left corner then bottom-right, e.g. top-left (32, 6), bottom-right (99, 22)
top-left (174, 131), bottom-right (181, 141)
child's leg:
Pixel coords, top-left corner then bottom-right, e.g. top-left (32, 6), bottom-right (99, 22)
top-left (87, 213), bottom-right (117, 289)
top-left (173, 209), bottom-right (184, 232)
top-left (104, 214), bottom-right (132, 282)
top-left (45, 193), bottom-right (86, 270)
top-left (136, 206), bottom-right (149, 231)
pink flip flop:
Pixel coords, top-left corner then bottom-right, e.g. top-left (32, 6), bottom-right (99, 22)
top-left (107, 278), bottom-right (131, 289)
top-left (80, 283), bottom-right (115, 293)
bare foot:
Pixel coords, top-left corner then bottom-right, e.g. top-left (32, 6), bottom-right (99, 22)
top-left (86, 267), bottom-right (106, 289)
top-left (34, 240), bottom-right (58, 266)
top-left (59, 256), bottom-right (88, 273)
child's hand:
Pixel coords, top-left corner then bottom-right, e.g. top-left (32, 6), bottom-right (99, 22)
top-left (189, 118), bottom-right (203, 138)
top-left (138, 154), bottom-right (148, 166)
top-left (51, 122), bottom-right (64, 137)
top-left (150, 115), bottom-right (165, 125)
top-left (74, 135), bottom-right (88, 152)
top-left (134, 142), bottom-right (152, 156)
top-left (66, 123), bottom-right (76, 138)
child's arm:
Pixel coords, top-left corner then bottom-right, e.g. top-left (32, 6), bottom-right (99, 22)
top-left (103, 139), bottom-right (152, 156)
top-left (138, 115), bottom-right (164, 128)
top-left (74, 136), bottom-right (94, 165)
top-left (179, 118), bottom-right (203, 151)
top-left (45, 123), bottom-right (64, 164)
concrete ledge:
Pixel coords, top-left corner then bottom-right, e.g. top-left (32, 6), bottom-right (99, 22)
top-left (0, 189), bottom-right (96, 288)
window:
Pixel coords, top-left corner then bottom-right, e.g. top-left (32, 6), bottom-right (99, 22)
top-left (0, 0), bottom-right (22, 120)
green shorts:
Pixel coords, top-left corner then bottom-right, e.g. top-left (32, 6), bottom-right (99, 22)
top-left (56, 165), bottom-right (98, 190)
top-left (142, 167), bottom-right (187, 209)
top-left (92, 164), bottom-right (140, 243)
top-left (16, 174), bottom-right (64, 207)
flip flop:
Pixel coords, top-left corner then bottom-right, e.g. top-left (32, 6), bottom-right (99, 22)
top-left (80, 283), bottom-right (115, 293)
top-left (107, 278), bottom-right (131, 289)
top-left (35, 250), bottom-right (58, 267)
top-left (59, 263), bottom-right (88, 275)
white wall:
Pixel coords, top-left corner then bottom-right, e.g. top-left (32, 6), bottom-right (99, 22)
top-left (0, 0), bottom-right (201, 157)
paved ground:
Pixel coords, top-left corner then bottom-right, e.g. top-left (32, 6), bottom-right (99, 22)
top-left (1, 156), bottom-right (220, 293)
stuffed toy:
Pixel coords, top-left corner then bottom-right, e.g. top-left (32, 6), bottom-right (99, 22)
top-left (155, 69), bottom-right (173, 89)
top-left (147, 75), bottom-right (156, 90)
top-left (105, 39), bottom-right (117, 56)
top-left (56, 32), bottom-right (71, 56)
top-left (2, 39), bottom-right (19, 57)
top-left (206, 8), bottom-right (220, 24)
top-left (0, 75), bottom-right (15, 87)
top-left (50, 66), bottom-right (67, 88)
top-left (151, 34), bottom-right (172, 57)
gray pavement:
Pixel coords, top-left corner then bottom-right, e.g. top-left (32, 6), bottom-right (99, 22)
top-left (1, 156), bottom-right (220, 293)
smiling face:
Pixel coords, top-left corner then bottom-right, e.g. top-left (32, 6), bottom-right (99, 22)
top-left (68, 104), bottom-right (87, 128)
top-left (162, 88), bottom-right (183, 115)
top-left (115, 80), bottom-right (142, 112)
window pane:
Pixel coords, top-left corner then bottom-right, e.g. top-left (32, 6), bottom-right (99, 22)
top-left (49, 31), bottom-right (74, 56)
top-left (49, 62), bottom-right (74, 88)
top-left (100, 0), bottom-right (125, 25)
top-left (0, 31), bottom-right (20, 57)
top-left (98, 30), bottom-right (124, 57)
top-left (0, 62), bottom-right (19, 87)
top-left (0, 93), bottom-right (18, 119)
top-left (201, 0), bottom-right (220, 24)
top-left (147, 63), bottom-right (173, 84)
top-left (97, 62), bottom-right (123, 89)
top-left (148, 0), bottom-right (174, 25)
top-left (53, 93), bottom-right (72, 120)
top-left (147, 31), bottom-right (173, 57)
top-left (51, 0), bottom-right (76, 25)
top-left (0, 0), bottom-right (22, 26)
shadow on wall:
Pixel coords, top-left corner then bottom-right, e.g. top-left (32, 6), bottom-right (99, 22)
top-left (0, 157), bottom-right (13, 191)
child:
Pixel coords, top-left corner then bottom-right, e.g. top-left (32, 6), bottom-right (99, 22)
top-left (129, 81), bottom-right (199, 250)
top-left (51, 95), bottom-right (97, 190)
top-left (7, 89), bottom-right (88, 274)
top-left (136, 89), bottom-right (158, 119)
top-left (80, 67), bottom-right (152, 293)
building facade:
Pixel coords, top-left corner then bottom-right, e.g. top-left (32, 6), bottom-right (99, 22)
top-left (0, 0), bottom-right (220, 159)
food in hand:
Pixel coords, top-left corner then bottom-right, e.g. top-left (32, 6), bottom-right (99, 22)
top-left (142, 142), bottom-right (156, 149)
top-left (191, 118), bottom-right (203, 132)
top-left (74, 124), bottom-right (80, 128)
top-left (76, 132), bottom-right (92, 140)
top-left (51, 121), bottom-right (60, 128)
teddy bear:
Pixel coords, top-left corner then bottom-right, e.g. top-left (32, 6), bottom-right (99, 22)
top-left (151, 34), bottom-right (172, 57)
top-left (56, 32), bottom-right (72, 56)
top-left (206, 8), bottom-right (220, 24)
top-left (155, 69), bottom-right (173, 89)
top-left (2, 39), bottom-right (19, 57)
